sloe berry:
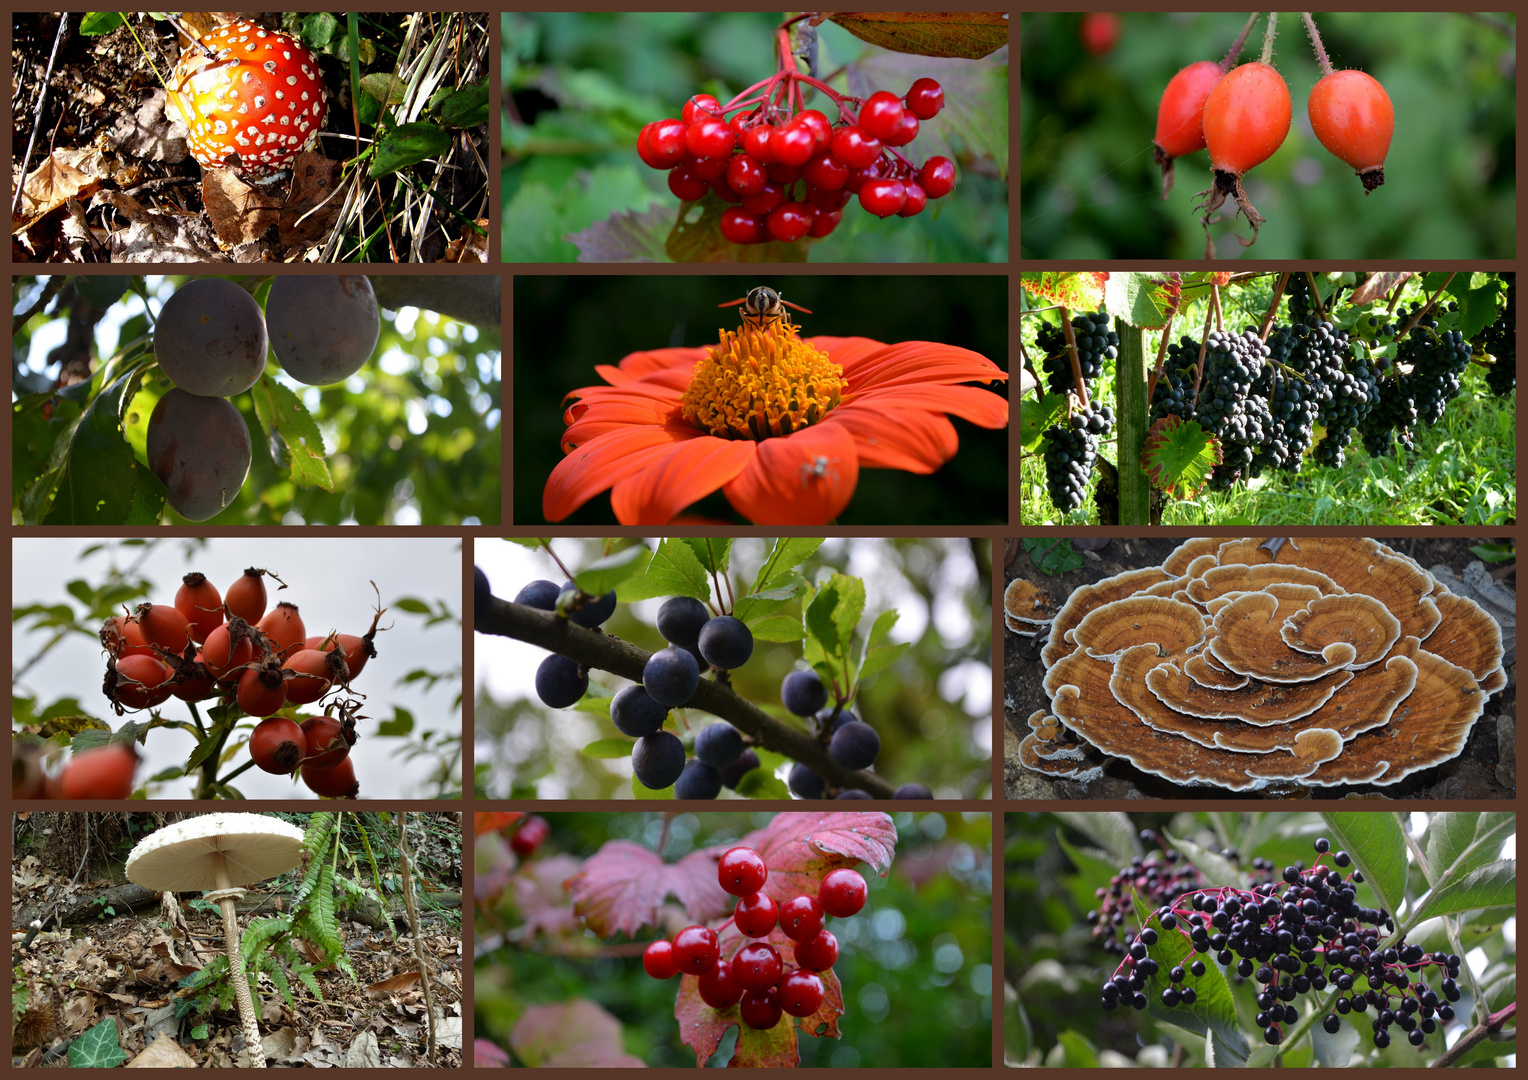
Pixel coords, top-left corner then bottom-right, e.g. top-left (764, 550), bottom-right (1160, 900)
top-left (534, 654), bottom-right (587, 708)
top-left (788, 762), bottom-right (825, 799)
top-left (781, 669), bottom-right (828, 716)
top-left (719, 748), bottom-right (760, 789)
top-left (643, 646), bottom-right (700, 707)
top-left (893, 783), bottom-right (933, 798)
top-left (657, 596), bottom-right (710, 650)
top-left (829, 721), bottom-right (880, 770)
top-left (695, 723), bottom-right (745, 768)
top-left (674, 760), bottom-right (723, 799)
top-left (559, 581), bottom-right (617, 627)
top-left (514, 579), bottom-right (560, 610)
top-left (698, 615), bottom-right (754, 670)
top-left (611, 684), bottom-right (668, 737)
top-left (632, 730), bottom-right (686, 789)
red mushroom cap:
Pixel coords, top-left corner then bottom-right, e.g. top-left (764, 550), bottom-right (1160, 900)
top-left (168, 20), bottom-right (327, 175)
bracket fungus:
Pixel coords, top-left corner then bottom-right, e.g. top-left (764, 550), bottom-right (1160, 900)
top-left (1011, 538), bottom-right (1508, 793)
top-left (125, 813), bottom-right (305, 1067)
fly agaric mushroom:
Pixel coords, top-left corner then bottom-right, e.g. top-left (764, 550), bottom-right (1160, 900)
top-left (167, 19), bottom-right (327, 174)
top-left (1013, 537), bottom-right (1507, 793)
top-left (124, 813), bottom-right (305, 1067)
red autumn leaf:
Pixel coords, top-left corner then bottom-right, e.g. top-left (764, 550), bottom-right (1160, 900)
top-left (735, 811), bottom-right (898, 903)
top-left (514, 853), bottom-right (583, 940)
top-left (566, 840), bottom-right (731, 937)
top-left (510, 1000), bottom-right (645, 1067)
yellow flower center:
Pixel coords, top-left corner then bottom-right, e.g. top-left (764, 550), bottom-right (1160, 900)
top-left (680, 322), bottom-right (848, 440)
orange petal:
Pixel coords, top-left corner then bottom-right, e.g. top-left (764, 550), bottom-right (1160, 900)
top-left (609, 438), bottom-right (757, 525)
top-left (810, 336), bottom-right (891, 375)
top-left (563, 397), bottom-right (681, 452)
top-left (849, 384), bottom-right (1011, 429)
top-left (543, 425), bottom-right (695, 522)
top-left (723, 426), bottom-right (860, 525)
top-left (825, 406), bottom-right (958, 473)
top-left (597, 347), bottom-right (708, 385)
top-left (841, 342), bottom-right (1007, 392)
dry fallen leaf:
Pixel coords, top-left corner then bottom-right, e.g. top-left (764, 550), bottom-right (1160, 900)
top-left (127, 1032), bottom-right (198, 1068)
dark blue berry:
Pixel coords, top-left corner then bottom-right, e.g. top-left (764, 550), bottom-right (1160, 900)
top-left (781, 669), bottom-right (829, 716)
top-left (656, 596), bottom-right (710, 650)
top-left (559, 581), bottom-right (617, 627)
top-left (788, 762), bottom-right (825, 799)
top-left (718, 749), bottom-right (760, 789)
top-left (534, 654), bottom-right (587, 708)
top-left (474, 566), bottom-right (492, 607)
top-left (673, 760), bottom-right (722, 799)
top-left (1324, 1014), bottom-right (1341, 1034)
top-left (698, 615), bottom-right (753, 670)
top-left (829, 721), bottom-right (880, 770)
top-left (611, 684), bottom-right (667, 737)
top-left (514, 579), bottom-right (559, 610)
top-left (631, 730), bottom-right (685, 789)
top-left (643, 646), bottom-right (700, 707)
top-left (695, 723), bottom-right (745, 768)
top-left (893, 783), bottom-right (933, 799)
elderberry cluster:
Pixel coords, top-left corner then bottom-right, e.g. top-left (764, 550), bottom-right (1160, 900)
top-left (1095, 835), bottom-right (1464, 1053)
top-left (1038, 312), bottom-right (1117, 395)
top-left (1041, 405), bottom-right (1114, 512)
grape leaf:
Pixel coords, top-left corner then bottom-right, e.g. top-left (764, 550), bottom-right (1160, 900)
top-left (828, 11), bottom-right (1008, 59)
top-left (566, 840), bottom-right (730, 936)
top-left (510, 1000), bottom-right (646, 1067)
top-left (1019, 392), bottom-right (1067, 451)
top-left (1022, 271), bottom-right (1107, 313)
top-left (1140, 416), bottom-right (1219, 499)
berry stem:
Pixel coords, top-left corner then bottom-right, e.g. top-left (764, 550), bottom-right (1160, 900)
top-left (1259, 273), bottom-right (1290, 340)
top-left (1300, 13), bottom-right (1336, 78)
top-left (1220, 12), bottom-right (1261, 72)
top-left (1058, 308), bottom-right (1093, 412)
top-left (1190, 290), bottom-right (1218, 400)
top-left (1145, 311), bottom-right (1176, 404)
top-left (1258, 12), bottom-right (1279, 66)
top-left (1391, 273), bottom-right (1458, 343)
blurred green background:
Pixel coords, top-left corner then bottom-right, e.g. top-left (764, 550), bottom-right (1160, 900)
top-left (512, 275), bottom-right (1009, 525)
top-left (476, 811), bottom-right (993, 1066)
top-left (503, 12), bottom-right (1009, 262)
top-left (1020, 12), bottom-right (1516, 258)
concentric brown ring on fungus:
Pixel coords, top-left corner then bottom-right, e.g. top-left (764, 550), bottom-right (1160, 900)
top-left (1210, 592), bottom-right (1359, 682)
top-left (1280, 592), bottom-right (1403, 670)
top-left (1043, 650), bottom-right (1343, 790)
top-left (1214, 537), bottom-right (1292, 566)
top-left (1181, 644), bottom-right (1250, 690)
top-left (1163, 538), bottom-right (1223, 576)
top-left (1137, 653), bottom-right (1418, 753)
top-left (1041, 566), bottom-right (1173, 668)
top-left (1304, 641), bottom-right (1486, 787)
top-left (1203, 582), bottom-right (1325, 621)
top-left (1123, 644), bottom-right (1354, 725)
top-left (1018, 710), bottom-right (1108, 780)
top-left (1072, 595), bottom-right (1206, 661)
top-left (1142, 574), bottom-right (1193, 598)
top-left (1186, 564), bottom-right (1342, 607)
top-left (1251, 537), bottom-right (1442, 642)
top-left (1004, 578), bottom-right (1052, 632)
top-left (1424, 590), bottom-right (1507, 693)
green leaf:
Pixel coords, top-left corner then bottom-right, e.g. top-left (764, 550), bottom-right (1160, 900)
top-left (856, 641), bottom-right (909, 682)
top-left (746, 615), bottom-right (804, 643)
top-left (1309, 1007), bottom-right (1360, 1066)
top-left (1061, 812), bottom-right (1141, 865)
top-left (249, 378), bottom-right (334, 492)
top-left (375, 708), bottom-right (413, 737)
top-left (682, 537), bottom-right (731, 575)
top-left (750, 538), bottom-right (824, 594)
top-left (574, 542), bottom-right (649, 595)
top-left (393, 598), bottom-right (431, 614)
top-left (369, 122), bottom-right (453, 178)
top-left (1022, 538), bottom-right (1083, 576)
top-left (1140, 416), bottom-right (1219, 498)
top-left (79, 12), bottom-right (125, 35)
top-left (1046, 1030), bottom-right (1098, 1067)
top-left (43, 371), bottom-right (163, 525)
top-left (431, 82), bottom-right (490, 128)
top-left (1413, 859), bottom-right (1516, 923)
top-left (1133, 902), bottom-right (1249, 1066)
top-left (804, 577), bottom-right (848, 657)
top-left (632, 775), bottom-right (672, 800)
top-left (359, 72), bottom-right (409, 107)
top-left (735, 769), bottom-right (790, 800)
top-left (1421, 812), bottom-right (1515, 888)
top-left (300, 11), bottom-right (339, 46)
top-left (69, 1018), bottom-right (127, 1067)
top-left (623, 538), bottom-right (711, 602)
top-left (71, 276), bottom-right (130, 307)
top-left (1019, 393), bottom-right (1067, 451)
top-left (581, 738), bottom-right (634, 760)
top-left (505, 538), bottom-right (549, 549)
top-left (1054, 829), bottom-right (1127, 888)
top-left (1319, 812), bottom-right (1407, 925)
top-left (1163, 830), bottom-right (1245, 890)
top-left (866, 609), bottom-right (900, 648)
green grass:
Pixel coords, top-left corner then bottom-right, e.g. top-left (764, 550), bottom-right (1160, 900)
top-left (1020, 369), bottom-right (1515, 526)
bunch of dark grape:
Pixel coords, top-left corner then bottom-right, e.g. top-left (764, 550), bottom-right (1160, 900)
top-left (1255, 327), bottom-right (1321, 472)
top-left (1285, 273), bottom-right (1316, 323)
top-left (1195, 329), bottom-right (1271, 487)
top-left (1096, 836), bottom-right (1463, 1052)
top-left (1479, 274), bottom-right (1515, 395)
top-left (1402, 324), bottom-right (1473, 426)
top-left (1042, 405), bottom-right (1114, 512)
top-left (1312, 328), bottom-right (1378, 469)
top-left (1039, 312), bottom-right (1117, 395)
top-left (1149, 337), bottom-right (1202, 423)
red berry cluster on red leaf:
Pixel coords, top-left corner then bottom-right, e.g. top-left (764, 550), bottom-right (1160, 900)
top-left (639, 845), bottom-right (870, 1031)
top-left (637, 77), bottom-right (957, 246)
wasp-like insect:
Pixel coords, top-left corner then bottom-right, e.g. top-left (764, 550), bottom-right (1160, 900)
top-left (718, 286), bottom-right (812, 332)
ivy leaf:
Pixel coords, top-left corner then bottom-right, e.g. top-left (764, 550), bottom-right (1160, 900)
top-left (70, 1018), bottom-right (128, 1067)
top-left (1140, 416), bottom-right (1219, 499)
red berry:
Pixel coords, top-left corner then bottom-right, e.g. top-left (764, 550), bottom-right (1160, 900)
top-left (687, 118), bottom-right (735, 160)
top-left (766, 202), bottom-right (814, 242)
top-left (643, 118), bottom-right (690, 169)
top-left (734, 892), bottom-right (779, 936)
top-left (718, 846), bottom-right (769, 896)
top-left (919, 156), bottom-right (956, 198)
top-left (765, 161), bottom-right (803, 185)
top-left (742, 124), bottom-right (776, 162)
top-left (250, 715), bottom-right (305, 774)
top-left (726, 154), bottom-right (768, 196)
top-left (300, 755), bottom-right (358, 798)
top-left (1079, 12), bottom-right (1120, 57)
top-left (174, 573), bottom-right (223, 644)
top-left (698, 958), bottom-right (744, 1008)
top-left (779, 895), bottom-right (825, 941)
top-left (858, 177), bottom-right (907, 218)
top-left (803, 151), bottom-right (849, 191)
top-left (779, 969), bottom-right (826, 1016)
top-left (905, 77), bottom-right (944, 120)
top-left (831, 125), bottom-right (882, 170)
top-left (898, 181), bottom-right (927, 217)
top-left (795, 109), bottom-right (832, 153)
top-left (719, 207), bottom-right (767, 244)
top-left (710, 177), bottom-right (742, 203)
top-left (843, 163), bottom-right (880, 194)
top-left (819, 868), bottom-right (868, 917)
top-left (682, 94), bottom-right (722, 125)
top-left (741, 182), bottom-right (785, 215)
top-left (299, 715), bottom-right (354, 769)
top-left (1308, 69), bottom-right (1393, 191)
top-left (793, 928), bottom-right (839, 972)
top-left (667, 164), bottom-right (709, 202)
top-left (807, 208), bottom-right (842, 237)
top-left (1202, 61), bottom-right (1291, 177)
top-left (672, 925), bottom-right (720, 975)
top-left (770, 120), bottom-right (817, 167)
top-left (511, 815), bottom-right (549, 857)
top-left (59, 744), bottom-right (138, 799)
top-left (643, 940), bottom-right (679, 980)
top-left (111, 655), bottom-right (173, 710)
top-left (739, 987), bottom-right (782, 1030)
top-left (859, 90), bottom-right (906, 143)
top-left (806, 185), bottom-right (851, 212)
top-left (883, 111), bottom-right (920, 147)
top-left (1152, 60), bottom-right (1224, 197)
top-left (733, 942), bottom-right (783, 992)
top-left (687, 154), bottom-right (727, 181)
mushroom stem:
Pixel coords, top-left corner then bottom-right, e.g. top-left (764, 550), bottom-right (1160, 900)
top-left (209, 854), bottom-right (265, 1068)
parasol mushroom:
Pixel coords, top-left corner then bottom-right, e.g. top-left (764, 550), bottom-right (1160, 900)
top-left (124, 813), bottom-right (305, 1067)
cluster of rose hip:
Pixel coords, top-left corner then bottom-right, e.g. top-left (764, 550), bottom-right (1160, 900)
top-left (1095, 834), bottom-right (1464, 1051)
top-left (642, 845), bottom-right (867, 1031)
top-left (636, 78), bottom-right (957, 245)
top-left (99, 568), bottom-right (372, 798)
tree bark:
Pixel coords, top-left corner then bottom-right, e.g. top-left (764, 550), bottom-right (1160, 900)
top-left (369, 276), bottom-right (500, 332)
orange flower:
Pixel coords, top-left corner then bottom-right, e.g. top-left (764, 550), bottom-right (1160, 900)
top-left (543, 320), bottom-right (1008, 525)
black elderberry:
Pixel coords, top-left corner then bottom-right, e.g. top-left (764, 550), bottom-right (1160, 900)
top-left (1324, 1014), bottom-right (1341, 1034)
top-left (1161, 987), bottom-right (1181, 1006)
top-left (1408, 1029), bottom-right (1425, 1047)
top-left (1169, 966), bottom-right (1185, 983)
top-left (1179, 988), bottom-right (1197, 1005)
top-left (1373, 1030), bottom-right (1390, 1049)
top-left (1315, 838), bottom-right (1330, 853)
top-left (1139, 928), bottom-right (1158, 945)
top-left (1334, 851), bottom-right (1351, 867)
top-left (1190, 960), bottom-right (1206, 978)
top-left (1336, 997), bottom-right (1351, 1014)
top-left (1264, 1026), bottom-right (1281, 1045)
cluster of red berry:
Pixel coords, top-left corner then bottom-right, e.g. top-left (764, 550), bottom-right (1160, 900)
top-left (637, 80), bottom-right (956, 245)
top-left (641, 845), bottom-right (868, 1030)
